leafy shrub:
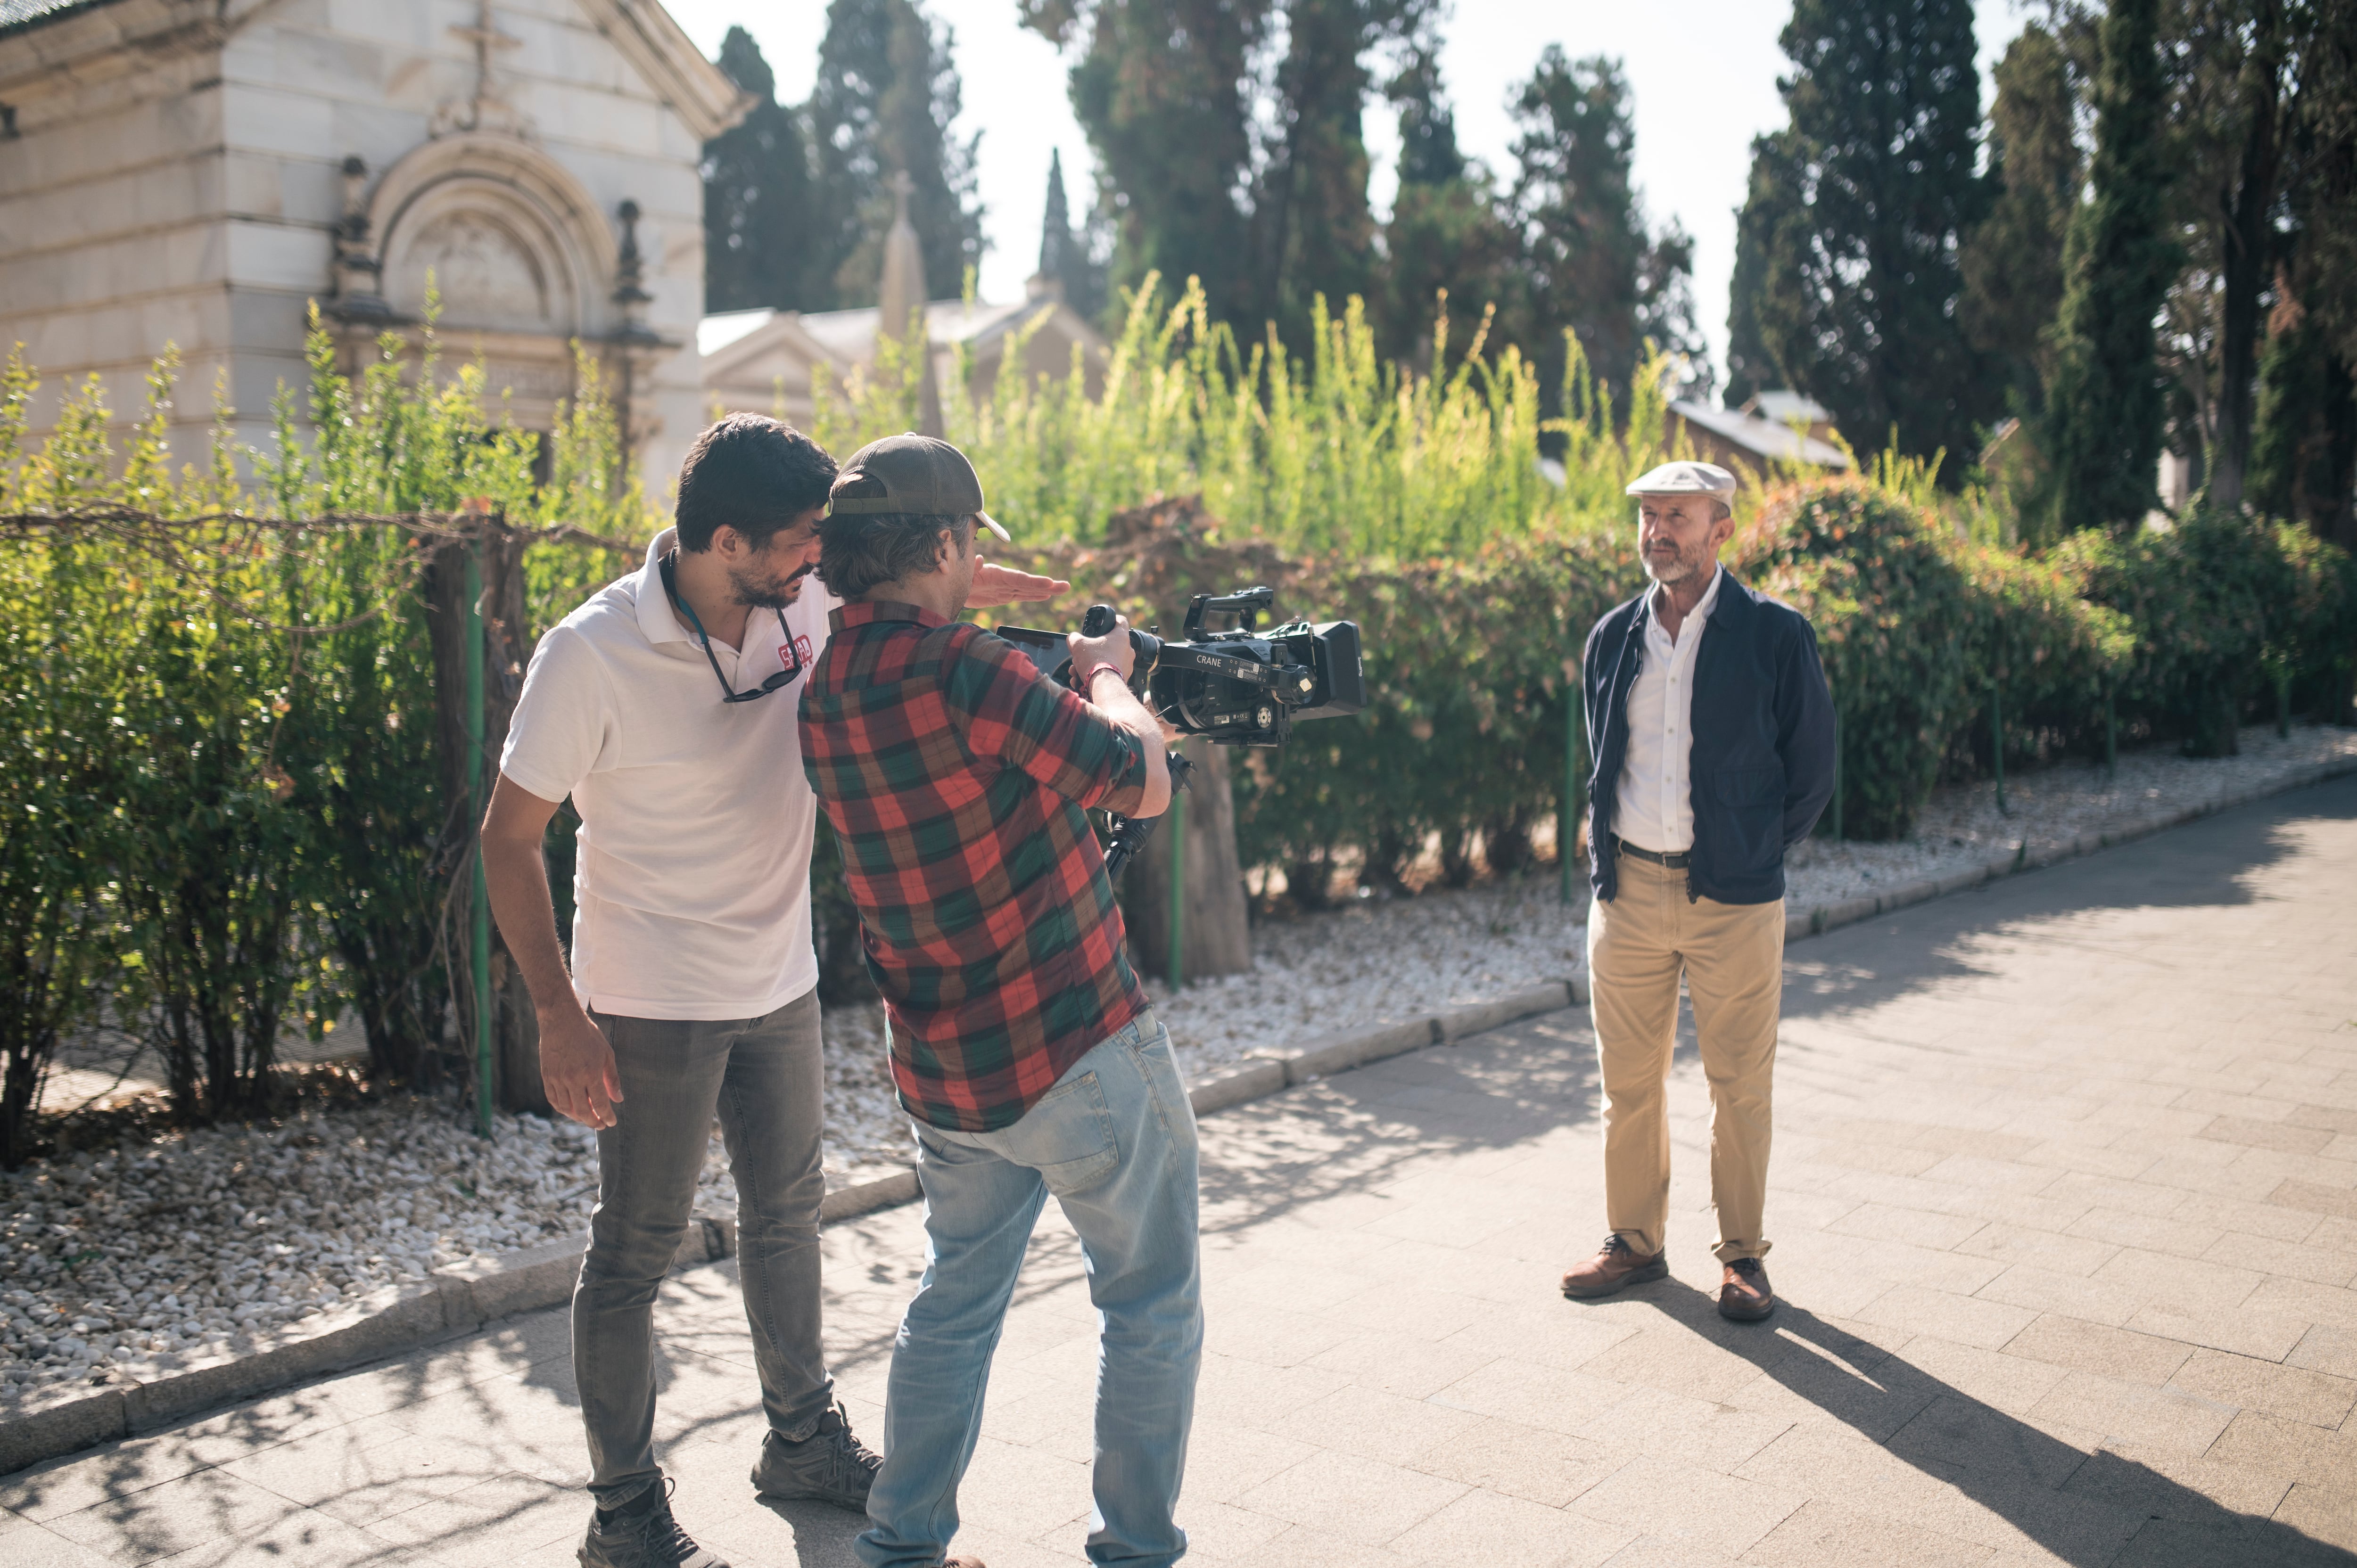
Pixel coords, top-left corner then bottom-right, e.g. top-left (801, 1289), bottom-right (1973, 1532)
top-left (1731, 480), bottom-right (1975, 839)
top-left (1733, 477), bottom-right (2128, 838)
top-left (0, 308), bottom-right (637, 1151)
top-left (2052, 508), bottom-right (2349, 755)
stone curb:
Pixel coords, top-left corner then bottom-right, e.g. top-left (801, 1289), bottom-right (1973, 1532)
top-left (1781, 752), bottom-right (2357, 944)
top-left (8, 750), bottom-right (2349, 1478)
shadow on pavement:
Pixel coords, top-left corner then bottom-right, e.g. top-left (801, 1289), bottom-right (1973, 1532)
top-left (1603, 1280), bottom-right (2355, 1566)
top-left (1776, 776), bottom-right (2357, 1026)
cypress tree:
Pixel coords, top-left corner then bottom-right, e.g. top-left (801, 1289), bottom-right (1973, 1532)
top-left (806, 0), bottom-right (984, 311)
top-left (1035, 0), bottom-right (1262, 328)
top-left (1374, 39), bottom-right (1521, 367)
top-left (1958, 25), bottom-right (2083, 416)
top-left (701, 28), bottom-right (821, 312)
top-left (1724, 130), bottom-right (1806, 409)
top-left (2037, 0), bottom-right (2179, 538)
top-left (1736, 0), bottom-right (1996, 472)
top-left (1250, 0), bottom-right (1385, 349)
top-left (1036, 150), bottom-right (1108, 321)
top-left (1509, 49), bottom-right (1697, 404)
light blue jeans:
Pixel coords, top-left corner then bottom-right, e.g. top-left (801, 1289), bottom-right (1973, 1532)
top-left (856, 1011), bottom-right (1203, 1568)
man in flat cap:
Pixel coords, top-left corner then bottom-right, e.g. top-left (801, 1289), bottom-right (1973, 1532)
top-left (1560, 460), bottom-right (1835, 1321)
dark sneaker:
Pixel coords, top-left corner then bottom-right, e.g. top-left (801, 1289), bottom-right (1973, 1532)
top-left (1560, 1234), bottom-right (1668, 1299)
top-left (579, 1478), bottom-right (729, 1568)
top-left (1719, 1256), bottom-right (1776, 1321)
top-left (751, 1401), bottom-right (882, 1511)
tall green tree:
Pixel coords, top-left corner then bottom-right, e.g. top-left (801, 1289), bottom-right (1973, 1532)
top-left (1724, 130), bottom-right (1807, 409)
top-left (808, 0), bottom-right (984, 310)
top-left (2250, 3), bottom-right (2357, 544)
top-left (1036, 149), bottom-right (1109, 321)
top-left (1022, 0), bottom-right (1262, 327)
top-left (1249, 0), bottom-right (1422, 348)
top-left (1958, 24), bottom-right (2084, 416)
top-left (2038, 0), bottom-right (2180, 537)
top-left (1373, 39), bottom-right (1522, 367)
top-left (702, 27), bottom-right (824, 313)
top-left (1510, 49), bottom-right (1700, 402)
top-left (1732, 0), bottom-right (1997, 473)
top-left (1023, 0), bottom-right (1429, 350)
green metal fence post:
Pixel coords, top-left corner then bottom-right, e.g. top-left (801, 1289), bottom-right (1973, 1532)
top-left (1166, 755), bottom-right (1187, 992)
top-left (2277, 666), bottom-right (2292, 739)
top-left (1991, 682), bottom-right (2008, 817)
top-left (465, 536), bottom-right (494, 1138)
top-left (2104, 686), bottom-right (2116, 781)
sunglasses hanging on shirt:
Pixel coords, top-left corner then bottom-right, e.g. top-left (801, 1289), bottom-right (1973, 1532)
top-left (659, 550), bottom-right (805, 704)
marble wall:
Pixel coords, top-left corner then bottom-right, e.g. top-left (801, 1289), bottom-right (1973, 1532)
top-left (0, 0), bottom-right (731, 506)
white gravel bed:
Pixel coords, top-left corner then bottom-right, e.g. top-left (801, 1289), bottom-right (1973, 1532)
top-left (1781, 721), bottom-right (2357, 909)
top-left (5, 722), bottom-right (2346, 1411)
top-left (0, 1103), bottom-right (601, 1404)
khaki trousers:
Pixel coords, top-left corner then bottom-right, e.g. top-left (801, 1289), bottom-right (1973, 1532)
top-left (1586, 853), bottom-right (1785, 1263)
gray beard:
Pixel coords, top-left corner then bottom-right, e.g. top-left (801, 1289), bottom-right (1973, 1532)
top-left (1641, 550), bottom-right (1698, 585)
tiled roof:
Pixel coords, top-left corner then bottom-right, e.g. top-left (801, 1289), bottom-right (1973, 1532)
top-left (0, 0), bottom-right (109, 37)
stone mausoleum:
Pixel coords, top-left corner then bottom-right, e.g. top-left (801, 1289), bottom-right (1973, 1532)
top-left (0, 0), bottom-right (749, 493)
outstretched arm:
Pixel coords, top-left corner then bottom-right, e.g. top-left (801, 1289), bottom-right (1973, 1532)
top-left (966, 559), bottom-right (1070, 607)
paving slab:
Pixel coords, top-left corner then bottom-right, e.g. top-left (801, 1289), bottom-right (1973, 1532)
top-left (6, 776), bottom-right (2357, 1566)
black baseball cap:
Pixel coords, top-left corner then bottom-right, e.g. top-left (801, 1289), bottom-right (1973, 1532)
top-left (825, 432), bottom-right (1011, 541)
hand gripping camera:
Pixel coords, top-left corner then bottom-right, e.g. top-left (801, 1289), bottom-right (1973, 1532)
top-left (998, 587), bottom-right (1366, 876)
top-left (1001, 586), bottom-right (1366, 747)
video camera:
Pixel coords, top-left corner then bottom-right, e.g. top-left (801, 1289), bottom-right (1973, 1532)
top-left (998, 586), bottom-right (1366, 878)
top-left (999, 586), bottom-right (1365, 748)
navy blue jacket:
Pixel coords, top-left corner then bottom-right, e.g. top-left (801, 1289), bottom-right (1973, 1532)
top-left (1583, 573), bottom-right (1836, 905)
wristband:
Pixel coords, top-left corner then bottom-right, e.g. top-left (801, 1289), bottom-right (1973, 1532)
top-left (1079, 663), bottom-right (1127, 691)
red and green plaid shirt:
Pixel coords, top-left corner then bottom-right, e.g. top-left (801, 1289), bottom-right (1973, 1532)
top-left (799, 601), bottom-right (1151, 1131)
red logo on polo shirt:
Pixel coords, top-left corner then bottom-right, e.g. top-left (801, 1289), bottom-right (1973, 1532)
top-left (788, 634), bottom-right (814, 670)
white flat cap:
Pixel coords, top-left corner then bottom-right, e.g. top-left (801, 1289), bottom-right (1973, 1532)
top-left (1625, 460), bottom-right (1738, 499)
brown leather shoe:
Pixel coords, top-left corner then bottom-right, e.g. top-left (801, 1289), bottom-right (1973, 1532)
top-left (1719, 1256), bottom-right (1775, 1321)
top-left (1560, 1234), bottom-right (1668, 1299)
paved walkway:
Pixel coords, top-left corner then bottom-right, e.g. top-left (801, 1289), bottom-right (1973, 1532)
top-left (6, 779), bottom-right (2357, 1568)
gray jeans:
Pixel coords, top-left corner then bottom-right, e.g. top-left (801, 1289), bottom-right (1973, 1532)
top-left (576, 991), bottom-right (832, 1510)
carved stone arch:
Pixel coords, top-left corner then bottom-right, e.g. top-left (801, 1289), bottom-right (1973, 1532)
top-left (367, 134), bottom-right (619, 339)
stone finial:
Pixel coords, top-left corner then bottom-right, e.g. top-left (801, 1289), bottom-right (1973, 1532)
top-left (330, 156), bottom-right (390, 320)
top-left (611, 199), bottom-right (655, 341)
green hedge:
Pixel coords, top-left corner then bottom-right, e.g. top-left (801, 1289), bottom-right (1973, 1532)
top-left (0, 320), bottom-right (637, 1160)
top-left (2052, 508), bottom-right (2357, 755)
top-left (1731, 478), bottom-right (2134, 838)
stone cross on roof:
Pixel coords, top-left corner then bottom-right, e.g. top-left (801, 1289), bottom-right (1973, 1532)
top-left (434, 0), bottom-right (532, 139)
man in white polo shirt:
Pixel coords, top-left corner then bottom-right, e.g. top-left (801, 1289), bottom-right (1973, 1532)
top-left (481, 415), bottom-right (1064, 1568)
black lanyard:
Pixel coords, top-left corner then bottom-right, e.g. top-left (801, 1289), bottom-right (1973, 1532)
top-left (659, 550), bottom-right (804, 704)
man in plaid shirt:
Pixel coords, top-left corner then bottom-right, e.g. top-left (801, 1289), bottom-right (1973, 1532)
top-left (800, 435), bottom-right (1199, 1568)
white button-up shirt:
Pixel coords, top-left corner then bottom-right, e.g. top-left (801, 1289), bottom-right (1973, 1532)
top-left (1612, 565), bottom-right (1723, 854)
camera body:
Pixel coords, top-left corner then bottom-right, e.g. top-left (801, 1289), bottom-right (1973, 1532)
top-left (1001, 586), bottom-right (1365, 747)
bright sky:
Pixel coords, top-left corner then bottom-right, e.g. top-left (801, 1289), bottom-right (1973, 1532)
top-left (662, 0), bottom-right (2037, 402)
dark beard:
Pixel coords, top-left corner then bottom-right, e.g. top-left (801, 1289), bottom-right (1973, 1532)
top-left (732, 561), bottom-right (816, 610)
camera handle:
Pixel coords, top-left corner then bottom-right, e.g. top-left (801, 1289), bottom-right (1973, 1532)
top-left (1103, 748), bottom-right (1196, 881)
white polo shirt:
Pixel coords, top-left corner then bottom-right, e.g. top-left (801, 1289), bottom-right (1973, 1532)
top-left (1613, 565), bottom-right (1722, 854)
top-left (500, 529), bottom-right (835, 1021)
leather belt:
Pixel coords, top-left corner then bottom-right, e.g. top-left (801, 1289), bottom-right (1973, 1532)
top-left (1610, 835), bottom-right (1691, 870)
